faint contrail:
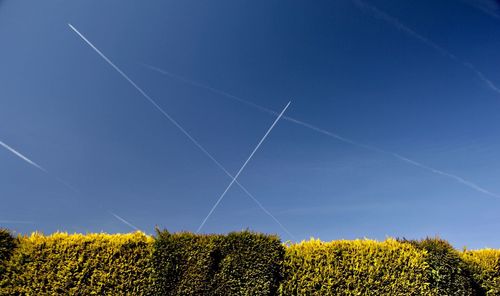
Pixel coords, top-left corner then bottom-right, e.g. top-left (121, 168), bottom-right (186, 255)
top-left (197, 102), bottom-right (290, 233)
top-left (144, 65), bottom-right (500, 199)
top-left (460, 0), bottom-right (500, 19)
top-left (392, 153), bottom-right (500, 198)
top-left (69, 24), bottom-right (295, 239)
top-left (351, 0), bottom-right (500, 96)
top-left (0, 140), bottom-right (48, 172)
top-left (110, 212), bottom-right (141, 231)
top-left (1, 139), bottom-right (81, 194)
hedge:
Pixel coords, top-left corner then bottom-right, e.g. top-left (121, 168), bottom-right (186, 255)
top-left (151, 230), bottom-right (284, 296)
top-left (400, 237), bottom-right (480, 295)
top-left (461, 249), bottom-right (500, 295)
top-left (0, 232), bottom-right (154, 295)
top-left (0, 229), bottom-right (16, 278)
top-left (279, 238), bottom-right (434, 296)
top-left (1, 228), bottom-right (500, 295)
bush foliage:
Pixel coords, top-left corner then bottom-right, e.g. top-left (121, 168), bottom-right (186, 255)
top-left (151, 230), bottom-right (284, 296)
top-left (0, 229), bottom-right (16, 278)
top-left (1, 228), bottom-right (500, 295)
top-left (461, 249), bottom-right (500, 296)
top-left (0, 232), bottom-right (154, 295)
top-left (400, 237), bottom-right (480, 295)
top-left (279, 238), bottom-right (434, 296)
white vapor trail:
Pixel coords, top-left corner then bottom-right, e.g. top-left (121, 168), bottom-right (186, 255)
top-left (1, 139), bottom-right (142, 230)
top-left (1, 140), bottom-right (81, 194)
top-left (351, 0), bottom-right (500, 96)
top-left (392, 154), bottom-right (500, 198)
top-left (197, 102), bottom-right (291, 233)
top-left (110, 212), bottom-right (141, 231)
top-left (144, 65), bottom-right (500, 199)
top-left (69, 24), bottom-right (295, 239)
top-left (0, 140), bottom-right (48, 172)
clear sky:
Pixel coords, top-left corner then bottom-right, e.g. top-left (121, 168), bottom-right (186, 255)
top-left (1, 0), bottom-right (500, 249)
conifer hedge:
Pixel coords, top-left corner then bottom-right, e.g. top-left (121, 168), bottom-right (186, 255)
top-left (461, 249), bottom-right (500, 295)
top-left (400, 237), bottom-right (480, 295)
top-left (1, 228), bottom-right (500, 295)
top-left (279, 238), bottom-right (434, 296)
top-left (0, 229), bottom-right (16, 278)
top-left (0, 232), bottom-right (154, 295)
top-left (151, 230), bottom-right (284, 296)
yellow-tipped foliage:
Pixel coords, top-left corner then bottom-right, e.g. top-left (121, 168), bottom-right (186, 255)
top-left (461, 249), bottom-right (500, 295)
top-left (0, 231), bottom-right (154, 295)
top-left (279, 238), bottom-right (435, 296)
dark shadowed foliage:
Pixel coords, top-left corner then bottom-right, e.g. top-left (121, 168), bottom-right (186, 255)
top-left (399, 237), bottom-right (483, 295)
top-left (0, 229), bottom-right (16, 277)
top-left (151, 229), bottom-right (284, 296)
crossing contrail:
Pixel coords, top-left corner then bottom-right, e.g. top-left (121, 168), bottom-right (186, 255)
top-left (351, 0), bottom-right (500, 96)
top-left (110, 212), bottom-right (141, 231)
top-left (144, 65), bottom-right (500, 199)
top-left (197, 102), bottom-right (290, 233)
top-left (68, 23), bottom-right (295, 239)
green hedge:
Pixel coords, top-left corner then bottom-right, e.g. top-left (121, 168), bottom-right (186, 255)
top-left (279, 238), bottom-right (434, 296)
top-left (400, 237), bottom-right (480, 295)
top-left (461, 249), bottom-right (500, 296)
top-left (0, 229), bottom-right (16, 278)
top-left (0, 232), bottom-right (154, 295)
top-left (151, 230), bottom-right (284, 296)
top-left (1, 228), bottom-right (500, 295)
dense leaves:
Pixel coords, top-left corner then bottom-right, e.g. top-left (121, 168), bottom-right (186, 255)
top-left (0, 229), bottom-right (16, 278)
top-left (400, 237), bottom-right (480, 295)
top-left (1, 229), bottom-right (500, 295)
top-left (279, 238), bottom-right (434, 296)
top-left (461, 249), bottom-right (500, 296)
top-left (0, 232), bottom-right (154, 295)
top-left (152, 230), bottom-right (284, 296)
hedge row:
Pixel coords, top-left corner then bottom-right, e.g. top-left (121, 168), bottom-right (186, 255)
top-left (1, 228), bottom-right (499, 295)
top-left (279, 238), bottom-right (434, 295)
top-left (151, 230), bottom-right (284, 295)
top-left (0, 231), bottom-right (154, 295)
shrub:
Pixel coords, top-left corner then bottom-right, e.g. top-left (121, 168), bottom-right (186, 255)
top-left (461, 249), bottom-right (500, 296)
top-left (279, 238), bottom-right (434, 296)
top-left (400, 237), bottom-right (480, 295)
top-left (0, 232), bottom-right (154, 295)
top-left (151, 230), bottom-right (284, 296)
top-left (0, 229), bottom-right (16, 278)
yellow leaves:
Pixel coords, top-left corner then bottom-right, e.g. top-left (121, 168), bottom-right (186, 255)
top-left (280, 238), bottom-right (436, 296)
top-left (1, 231), bottom-right (154, 295)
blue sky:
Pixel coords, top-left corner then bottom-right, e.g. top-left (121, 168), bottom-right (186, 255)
top-left (1, 0), bottom-right (500, 249)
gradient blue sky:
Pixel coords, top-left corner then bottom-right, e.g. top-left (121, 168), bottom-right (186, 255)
top-left (1, 0), bottom-right (500, 248)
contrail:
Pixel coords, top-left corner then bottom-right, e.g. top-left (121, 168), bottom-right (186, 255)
top-left (351, 0), bottom-right (500, 96)
top-left (68, 24), bottom-right (295, 239)
top-left (144, 65), bottom-right (500, 199)
top-left (1, 139), bottom-right (81, 194)
top-left (110, 212), bottom-right (141, 231)
top-left (1, 139), bottom-right (143, 230)
top-left (460, 0), bottom-right (500, 19)
top-left (392, 153), bottom-right (500, 198)
top-left (0, 140), bottom-right (48, 173)
top-left (197, 102), bottom-right (291, 233)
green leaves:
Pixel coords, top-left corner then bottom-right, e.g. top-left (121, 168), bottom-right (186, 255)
top-left (1, 229), bottom-right (499, 296)
top-left (151, 230), bottom-right (284, 296)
